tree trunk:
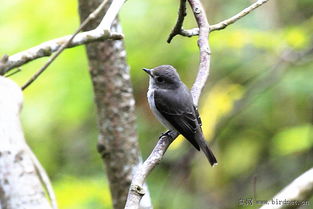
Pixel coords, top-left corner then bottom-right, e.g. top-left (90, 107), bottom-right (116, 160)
top-left (0, 77), bottom-right (52, 209)
top-left (78, 1), bottom-right (152, 209)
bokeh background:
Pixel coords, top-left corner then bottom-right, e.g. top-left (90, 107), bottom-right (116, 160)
top-left (1, 0), bottom-right (313, 208)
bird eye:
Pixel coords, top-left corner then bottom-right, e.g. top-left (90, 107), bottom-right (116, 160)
top-left (156, 77), bottom-right (164, 82)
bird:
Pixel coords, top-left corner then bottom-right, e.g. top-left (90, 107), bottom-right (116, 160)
top-left (143, 65), bottom-right (217, 166)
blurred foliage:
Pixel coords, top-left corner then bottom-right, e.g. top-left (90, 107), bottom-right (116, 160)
top-left (1, 0), bottom-right (313, 208)
top-left (272, 124), bottom-right (313, 155)
top-left (54, 176), bottom-right (112, 209)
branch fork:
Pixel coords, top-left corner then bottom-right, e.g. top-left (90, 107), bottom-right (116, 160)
top-left (167, 0), bottom-right (270, 42)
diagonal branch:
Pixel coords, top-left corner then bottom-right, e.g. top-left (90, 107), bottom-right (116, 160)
top-left (125, 1), bottom-right (212, 208)
top-left (0, 0), bottom-right (126, 76)
top-left (96, 0), bottom-right (126, 30)
top-left (259, 167), bottom-right (313, 209)
top-left (210, 0), bottom-right (270, 32)
top-left (125, 132), bottom-right (179, 209)
top-left (0, 31), bottom-right (123, 75)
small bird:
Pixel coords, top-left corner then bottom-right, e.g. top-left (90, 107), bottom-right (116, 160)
top-left (143, 65), bottom-right (217, 166)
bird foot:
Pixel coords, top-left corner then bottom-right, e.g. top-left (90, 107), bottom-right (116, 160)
top-left (159, 130), bottom-right (175, 139)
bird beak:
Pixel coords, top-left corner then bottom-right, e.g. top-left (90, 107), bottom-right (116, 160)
top-left (142, 68), bottom-right (154, 78)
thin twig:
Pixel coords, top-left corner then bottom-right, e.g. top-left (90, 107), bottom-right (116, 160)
top-left (167, 0), bottom-right (187, 43)
top-left (4, 68), bottom-right (21, 77)
top-left (21, 0), bottom-right (109, 90)
top-left (210, 0), bottom-right (270, 32)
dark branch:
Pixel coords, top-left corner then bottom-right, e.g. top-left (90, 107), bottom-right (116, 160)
top-left (167, 0), bottom-right (187, 43)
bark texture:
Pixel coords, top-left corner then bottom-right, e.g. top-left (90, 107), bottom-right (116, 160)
top-left (0, 77), bottom-right (52, 209)
top-left (78, 1), bottom-right (151, 209)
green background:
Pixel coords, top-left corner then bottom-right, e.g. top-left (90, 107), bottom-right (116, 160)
top-left (1, 0), bottom-right (312, 208)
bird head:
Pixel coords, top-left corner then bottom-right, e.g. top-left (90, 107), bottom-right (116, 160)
top-left (143, 65), bottom-right (181, 90)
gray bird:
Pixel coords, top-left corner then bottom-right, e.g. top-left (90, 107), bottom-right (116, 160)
top-left (143, 65), bottom-right (218, 166)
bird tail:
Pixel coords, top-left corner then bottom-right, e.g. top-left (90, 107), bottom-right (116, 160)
top-left (195, 132), bottom-right (218, 166)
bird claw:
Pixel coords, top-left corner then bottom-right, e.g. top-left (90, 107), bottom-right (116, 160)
top-left (159, 130), bottom-right (175, 139)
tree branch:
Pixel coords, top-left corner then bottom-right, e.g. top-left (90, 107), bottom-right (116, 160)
top-left (259, 167), bottom-right (313, 209)
top-left (27, 145), bottom-right (58, 209)
top-left (188, 0), bottom-right (211, 103)
top-left (0, 77), bottom-right (54, 209)
top-left (168, 0), bottom-right (270, 39)
top-left (0, 0), bottom-right (125, 77)
top-left (167, 0), bottom-right (187, 43)
top-left (96, 0), bottom-right (126, 30)
top-left (125, 0), bottom-right (211, 208)
top-left (125, 132), bottom-right (178, 208)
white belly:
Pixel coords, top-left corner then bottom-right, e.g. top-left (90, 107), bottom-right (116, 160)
top-left (147, 88), bottom-right (175, 130)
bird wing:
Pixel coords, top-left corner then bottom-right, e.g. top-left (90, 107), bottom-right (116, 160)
top-left (193, 105), bottom-right (202, 127)
top-left (154, 87), bottom-right (200, 150)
